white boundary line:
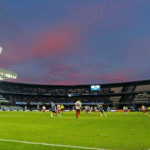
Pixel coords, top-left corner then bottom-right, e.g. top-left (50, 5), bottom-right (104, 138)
top-left (146, 113), bottom-right (150, 117)
top-left (0, 139), bottom-right (110, 150)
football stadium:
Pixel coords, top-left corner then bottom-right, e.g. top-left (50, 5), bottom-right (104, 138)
top-left (1, 1), bottom-right (150, 150)
top-left (0, 79), bottom-right (150, 150)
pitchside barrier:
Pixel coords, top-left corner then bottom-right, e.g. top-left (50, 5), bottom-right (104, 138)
top-left (117, 109), bottom-right (130, 112)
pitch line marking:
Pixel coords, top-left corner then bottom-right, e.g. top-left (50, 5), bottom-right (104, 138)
top-left (0, 139), bottom-right (111, 150)
top-left (146, 113), bottom-right (150, 117)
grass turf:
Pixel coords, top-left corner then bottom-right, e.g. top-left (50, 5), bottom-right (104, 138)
top-left (0, 111), bottom-right (150, 150)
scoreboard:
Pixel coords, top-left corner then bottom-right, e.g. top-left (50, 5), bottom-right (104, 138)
top-left (91, 85), bottom-right (101, 91)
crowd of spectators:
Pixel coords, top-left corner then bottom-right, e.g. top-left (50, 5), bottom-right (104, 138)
top-left (10, 95), bottom-right (106, 104)
top-left (67, 88), bottom-right (89, 94)
top-left (0, 82), bottom-right (111, 95)
top-left (1, 82), bottom-right (67, 95)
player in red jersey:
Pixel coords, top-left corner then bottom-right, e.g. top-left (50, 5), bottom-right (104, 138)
top-left (94, 106), bottom-right (98, 113)
top-left (142, 105), bottom-right (145, 114)
top-left (91, 106), bottom-right (93, 112)
top-left (42, 105), bottom-right (46, 113)
top-left (57, 103), bottom-right (62, 118)
top-left (75, 99), bottom-right (82, 118)
top-left (85, 105), bottom-right (88, 113)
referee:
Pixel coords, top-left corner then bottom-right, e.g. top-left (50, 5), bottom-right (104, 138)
top-left (61, 104), bottom-right (64, 114)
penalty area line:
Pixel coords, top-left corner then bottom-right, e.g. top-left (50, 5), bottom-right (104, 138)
top-left (0, 139), bottom-right (110, 150)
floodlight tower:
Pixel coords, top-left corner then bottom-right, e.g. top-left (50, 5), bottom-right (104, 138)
top-left (0, 47), bottom-right (2, 54)
top-left (0, 47), bottom-right (18, 80)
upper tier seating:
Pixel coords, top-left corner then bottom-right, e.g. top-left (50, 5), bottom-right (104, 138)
top-left (134, 85), bottom-right (150, 92)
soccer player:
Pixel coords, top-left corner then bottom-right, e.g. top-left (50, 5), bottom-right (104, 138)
top-left (142, 105), bottom-right (145, 114)
top-left (51, 102), bottom-right (56, 119)
top-left (42, 105), bottom-right (46, 113)
top-left (94, 106), bottom-right (98, 113)
top-left (86, 105), bottom-right (91, 114)
top-left (123, 106), bottom-right (126, 113)
top-left (107, 106), bottom-right (110, 113)
top-left (97, 104), bottom-right (107, 117)
top-left (91, 106), bottom-right (93, 112)
top-left (61, 104), bottom-right (64, 114)
top-left (125, 106), bottom-right (128, 114)
top-left (57, 103), bottom-right (62, 118)
top-left (75, 99), bottom-right (82, 118)
top-left (85, 105), bottom-right (88, 113)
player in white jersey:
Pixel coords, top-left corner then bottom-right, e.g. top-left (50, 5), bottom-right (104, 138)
top-left (142, 105), bottom-right (145, 114)
top-left (56, 103), bottom-right (62, 118)
top-left (75, 99), bottom-right (82, 118)
top-left (42, 105), bottom-right (46, 113)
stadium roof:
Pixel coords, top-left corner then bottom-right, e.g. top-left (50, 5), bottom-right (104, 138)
top-left (0, 68), bottom-right (18, 80)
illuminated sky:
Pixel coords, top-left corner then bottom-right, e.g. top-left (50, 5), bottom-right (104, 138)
top-left (0, 0), bottom-right (150, 85)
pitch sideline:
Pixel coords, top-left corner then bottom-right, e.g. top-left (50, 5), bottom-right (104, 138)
top-left (0, 139), bottom-right (111, 150)
top-left (146, 113), bottom-right (150, 117)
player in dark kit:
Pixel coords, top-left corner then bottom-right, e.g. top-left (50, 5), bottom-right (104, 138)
top-left (87, 105), bottom-right (91, 114)
top-left (51, 102), bottom-right (56, 119)
top-left (97, 104), bottom-right (107, 117)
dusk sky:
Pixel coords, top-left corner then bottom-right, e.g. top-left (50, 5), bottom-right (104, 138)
top-left (0, 0), bottom-right (150, 85)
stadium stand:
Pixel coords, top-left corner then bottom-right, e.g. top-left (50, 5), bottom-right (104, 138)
top-left (0, 94), bottom-right (9, 102)
top-left (0, 79), bottom-right (150, 111)
top-left (0, 105), bottom-right (10, 111)
top-left (133, 94), bottom-right (149, 103)
top-left (109, 96), bottom-right (121, 103)
top-left (9, 106), bottom-right (23, 111)
top-left (134, 85), bottom-right (150, 92)
top-left (110, 87), bottom-right (123, 93)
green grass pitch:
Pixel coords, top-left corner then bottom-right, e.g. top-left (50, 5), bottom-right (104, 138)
top-left (0, 111), bottom-right (150, 150)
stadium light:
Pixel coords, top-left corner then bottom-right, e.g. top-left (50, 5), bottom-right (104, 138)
top-left (0, 47), bottom-right (18, 80)
top-left (0, 68), bottom-right (18, 80)
top-left (0, 47), bottom-right (2, 53)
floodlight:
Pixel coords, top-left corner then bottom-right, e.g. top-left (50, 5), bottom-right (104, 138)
top-left (0, 47), bottom-right (2, 53)
top-left (0, 47), bottom-right (18, 80)
top-left (0, 68), bottom-right (18, 80)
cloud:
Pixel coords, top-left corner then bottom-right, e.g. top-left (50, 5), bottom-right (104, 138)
top-left (4, 63), bottom-right (141, 85)
top-left (92, 73), bottom-right (131, 84)
top-left (2, 0), bottom-right (150, 85)
top-left (30, 26), bottom-right (79, 59)
top-left (0, 25), bottom-right (81, 67)
top-left (122, 39), bottom-right (150, 61)
top-left (69, 0), bottom-right (149, 34)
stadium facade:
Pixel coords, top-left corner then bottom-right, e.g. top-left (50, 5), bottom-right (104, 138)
top-left (0, 79), bottom-right (150, 111)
